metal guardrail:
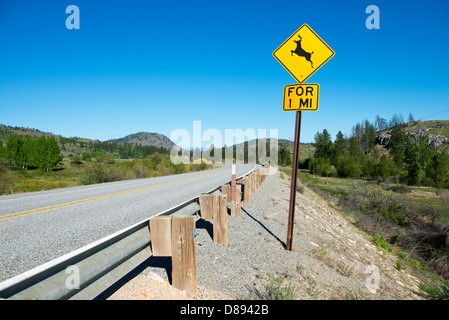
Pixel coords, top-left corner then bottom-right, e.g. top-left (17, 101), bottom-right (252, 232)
top-left (0, 165), bottom-right (259, 300)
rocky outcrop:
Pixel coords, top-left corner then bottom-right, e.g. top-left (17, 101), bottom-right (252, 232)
top-left (375, 131), bottom-right (392, 146)
top-left (375, 125), bottom-right (449, 149)
top-left (108, 132), bottom-right (175, 149)
top-left (408, 128), bottom-right (449, 148)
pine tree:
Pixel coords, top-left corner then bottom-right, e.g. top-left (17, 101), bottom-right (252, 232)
top-left (432, 150), bottom-right (449, 188)
top-left (210, 143), bottom-right (215, 159)
top-left (375, 115), bottom-right (381, 131)
top-left (374, 115), bottom-right (387, 131)
top-left (404, 135), bottom-right (432, 185)
top-left (333, 131), bottom-right (346, 165)
top-left (314, 129), bottom-right (334, 159)
top-left (363, 120), bottom-right (376, 154)
top-left (348, 137), bottom-right (361, 158)
top-left (377, 155), bottom-right (392, 178)
top-left (389, 126), bottom-right (407, 167)
top-left (279, 147), bottom-right (292, 166)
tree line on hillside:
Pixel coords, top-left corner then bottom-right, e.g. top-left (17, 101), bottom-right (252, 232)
top-left (277, 113), bottom-right (414, 169)
top-left (60, 138), bottom-right (170, 159)
top-left (310, 118), bottom-right (449, 188)
top-left (205, 140), bottom-right (279, 163)
top-left (0, 135), bottom-right (176, 171)
top-left (373, 112), bottom-right (415, 131)
top-left (0, 136), bottom-right (62, 172)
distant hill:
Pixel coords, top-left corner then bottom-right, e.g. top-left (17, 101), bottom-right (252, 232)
top-left (0, 125), bottom-right (57, 142)
top-left (107, 132), bottom-right (175, 149)
top-left (0, 125), bottom-right (175, 149)
top-left (0, 124), bottom-right (97, 143)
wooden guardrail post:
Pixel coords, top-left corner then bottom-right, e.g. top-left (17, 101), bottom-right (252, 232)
top-left (221, 184), bottom-right (242, 218)
top-left (149, 216), bottom-right (172, 257)
top-left (171, 215), bottom-right (196, 296)
top-left (233, 185), bottom-right (241, 218)
top-left (221, 185), bottom-right (231, 201)
top-left (235, 184), bottom-right (242, 218)
top-left (199, 194), bottom-right (214, 220)
top-left (213, 194), bottom-right (228, 245)
top-left (249, 173), bottom-right (255, 196)
top-left (238, 177), bottom-right (250, 204)
top-left (256, 170), bottom-right (260, 190)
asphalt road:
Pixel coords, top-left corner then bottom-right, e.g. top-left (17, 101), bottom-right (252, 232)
top-left (0, 164), bottom-right (256, 282)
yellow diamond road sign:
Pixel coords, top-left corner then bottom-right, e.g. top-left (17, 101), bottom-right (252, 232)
top-left (273, 24), bottom-right (334, 83)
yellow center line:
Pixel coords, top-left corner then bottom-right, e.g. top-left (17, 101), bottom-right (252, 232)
top-left (0, 168), bottom-right (229, 222)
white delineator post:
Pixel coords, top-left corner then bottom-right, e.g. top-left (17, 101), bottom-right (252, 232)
top-left (231, 163), bottom-right (237, 217)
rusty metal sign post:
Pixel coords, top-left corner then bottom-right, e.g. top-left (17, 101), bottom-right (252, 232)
top-left (273, 24), bottom-right (335, 251)
top-left (286, 111), bottom-right (302, 250)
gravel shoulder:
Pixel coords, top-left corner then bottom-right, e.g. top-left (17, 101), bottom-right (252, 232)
top-left (105, 167), bottom-right (424, 300)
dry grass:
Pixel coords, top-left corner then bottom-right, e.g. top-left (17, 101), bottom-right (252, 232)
top-left (300, 172), bottom-right (449, 283)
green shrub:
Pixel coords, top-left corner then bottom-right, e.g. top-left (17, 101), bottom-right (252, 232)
top-left (0, 165), bottom-right (16, 195)
top-left (82, 152), bottom-right (92, 162)
top-left (18, 181), bottom-right (69, 192)
top-left (80, 163), bottom-right (123, 185)
top-left (388, 184), bottom-right (411, 194)
top-left (373, 234), bottom-right (394, 252)
top-left (263, 273), bottom-right (299, 300)
top-left (336, 155), bottom-right (361, 178)
top-left (70, 154), bottom-right (83, 166)
top-left (396, 261), bottom-right (406, 271)
top-left (313, 157), bottom-right (337, 177)
top-left (420, 281), bottom-right (449, 300)
top-left (380, 198), bottom-right (408, 225)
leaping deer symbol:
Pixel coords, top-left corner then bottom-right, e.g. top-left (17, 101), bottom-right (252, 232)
top-left (291, 34), bottom-right (314, 68)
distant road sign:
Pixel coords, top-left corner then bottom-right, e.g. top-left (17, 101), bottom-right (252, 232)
top-left (283, 84), bottom-right (319, 111)
top-left (273, 24), bottom-right (334, 83)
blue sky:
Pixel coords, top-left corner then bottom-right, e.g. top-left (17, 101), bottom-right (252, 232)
top-left (0, 0), bottom-right (448, 145)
